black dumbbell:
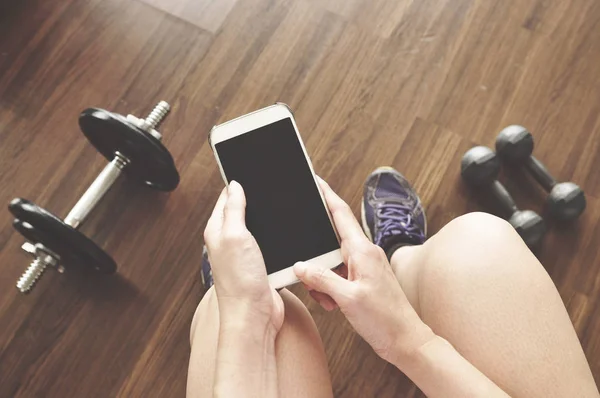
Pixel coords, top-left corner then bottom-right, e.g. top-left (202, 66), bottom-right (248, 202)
top-left (461, 146), bottom-right (546, 249)
top-left (496, 125), bottom-right (586, 221)
top-left (8, 101), bottom-right (180, 293)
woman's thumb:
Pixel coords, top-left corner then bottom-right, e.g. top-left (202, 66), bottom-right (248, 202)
top-left (294, 262), bottom-right (349, 302)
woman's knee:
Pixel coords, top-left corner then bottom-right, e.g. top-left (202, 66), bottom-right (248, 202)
top-left (436, 212), bottom-right (519, 245)
top-left (276, 290), bottom-right (332, 396)
top-left (417, 212), bottom-right (546, 306)
top-left (277, 289), bottom-right (323, 346)
top-left (190, 287), bottom-right (320, 347)
top-left (425, 212), bottom-right (529, 261)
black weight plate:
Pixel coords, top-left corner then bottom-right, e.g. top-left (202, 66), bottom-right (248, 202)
top-left (79, 108), bottom-right (180, 191)
top-left (9, 198), bottom-right (117, 274)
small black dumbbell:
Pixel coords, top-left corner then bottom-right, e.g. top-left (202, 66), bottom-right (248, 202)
top-left (8, 101), bottom-right (180, 293)
top-left (496, 125), bottom-right (586, 221)
top-left (461, 146), bottom-right (546, 249)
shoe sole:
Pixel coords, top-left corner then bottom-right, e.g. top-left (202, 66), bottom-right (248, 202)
top-left (360, 166), bottom-right (427, 242)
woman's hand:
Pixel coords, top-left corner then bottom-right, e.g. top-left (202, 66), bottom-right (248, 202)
top-left (294, 178), bottom-right (435, 364)
top-left (204, 181), bottom-right (282, 398)
top-left (204, 181), bottom-right (284, 334)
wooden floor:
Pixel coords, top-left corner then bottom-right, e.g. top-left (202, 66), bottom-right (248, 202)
top-left (1, 0), bottom-right (599, 396)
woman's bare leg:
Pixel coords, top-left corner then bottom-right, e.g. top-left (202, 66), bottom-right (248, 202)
top-left (187, 287), bottom-right (333, 397)
top-left (391, 212), bottom-right (598, 397)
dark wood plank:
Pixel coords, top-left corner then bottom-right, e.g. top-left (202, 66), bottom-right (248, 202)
top-left (1, 0), bottom-right (600, 396)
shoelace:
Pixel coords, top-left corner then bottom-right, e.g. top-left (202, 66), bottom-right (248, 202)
top-left (375, 202), bottom-right (425, 246)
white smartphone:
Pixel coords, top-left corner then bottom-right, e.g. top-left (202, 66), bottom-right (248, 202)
top-left (209, 103), bottom-right (343, 288)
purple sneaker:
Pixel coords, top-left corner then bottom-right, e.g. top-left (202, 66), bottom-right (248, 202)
top-left (361, 167), bottom-right (427, 259)
top-left (200, 246), bottom-right (214, 290)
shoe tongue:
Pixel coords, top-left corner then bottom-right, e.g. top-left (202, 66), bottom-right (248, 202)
top-left (375, 174), bottom-right (405, 197)
top-left (376, 186), bottom-right (407, 200)
top-left (375, 175), bottom-right (412, 204)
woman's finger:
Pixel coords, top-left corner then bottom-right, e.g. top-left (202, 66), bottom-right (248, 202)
top-left (204, 187), bottom-right (228, 240)
top-left (223, 180), bottom-right (247, 231)
top-left (309, 290), bottom-right (338, 311)
top-left (294, 262), bottom-right (353, 304)
top-left (317, 178), bottom-right (368, 243)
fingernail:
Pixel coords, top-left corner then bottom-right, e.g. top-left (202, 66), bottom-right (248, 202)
top-left (293, 262), bottom-right (307, 276)
top-left (229, 180), bottom-right (241, 194)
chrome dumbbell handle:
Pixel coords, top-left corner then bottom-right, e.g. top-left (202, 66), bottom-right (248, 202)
top-left (63, 153), bottom-right (129, 229)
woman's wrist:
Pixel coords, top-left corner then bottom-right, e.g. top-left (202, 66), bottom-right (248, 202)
top-left (216, 299), bottom-right (279, 374)
top-left (386, 318), bottom-right (438, 370)
top-left (218, 298), bottom-right (279, 340)
top-left (390, 333), bottom-right (511, 397)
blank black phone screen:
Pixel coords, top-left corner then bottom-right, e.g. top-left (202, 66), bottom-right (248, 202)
top-left (215, 118), bottom-right (340, 274)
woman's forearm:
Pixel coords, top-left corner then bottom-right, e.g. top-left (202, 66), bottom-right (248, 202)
top-left (394, 334), bottom-right (510, 398)
top-left (213, 307), bottom-right (279, 398)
